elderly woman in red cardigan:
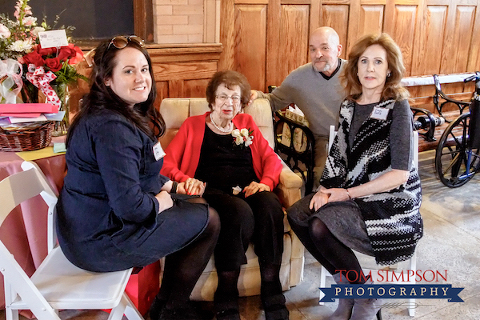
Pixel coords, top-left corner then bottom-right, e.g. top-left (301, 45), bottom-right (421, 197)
top-left (161, 70), bottom-right (288, 320)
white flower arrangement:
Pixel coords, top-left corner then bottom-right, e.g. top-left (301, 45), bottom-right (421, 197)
top-left (232, 128), bottom-right (254, 148)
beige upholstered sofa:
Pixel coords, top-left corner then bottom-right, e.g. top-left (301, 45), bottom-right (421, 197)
top-left (159, 98), bottom-right (304, 301)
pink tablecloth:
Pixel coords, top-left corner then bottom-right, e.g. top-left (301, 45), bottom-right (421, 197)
top-left (0, 149), bottom-right (159, 316)
top-left (0, 151), bottom-right (66, 310)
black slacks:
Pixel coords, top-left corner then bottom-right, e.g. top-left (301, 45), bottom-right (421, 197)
top-left (203, 190), bottom-right (284, 271)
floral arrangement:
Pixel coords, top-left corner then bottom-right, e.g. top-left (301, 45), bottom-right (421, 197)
top-left (0, 0), bottom-right (44, 61)
top-left (0, 0), bottom-right (86, 106)
top-left (232, 128), bottom-right (254, 148)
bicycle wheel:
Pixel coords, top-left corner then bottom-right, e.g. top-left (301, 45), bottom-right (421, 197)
top-left (435, 113), bottom-right (480, 187)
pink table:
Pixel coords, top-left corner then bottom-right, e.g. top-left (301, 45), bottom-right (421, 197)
top-left (0, 145), bottom-right (159, 316)
top-left (0, 149), bottom-right (66, 310)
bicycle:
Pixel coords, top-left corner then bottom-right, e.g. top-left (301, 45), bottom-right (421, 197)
top-left (433, 74), bottom-right (471, 122)
top-left (435, 72), bottom-right (480, 187)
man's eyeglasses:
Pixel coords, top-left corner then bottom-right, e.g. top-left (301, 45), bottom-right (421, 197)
top-left (216, 94), bottom-right (241, 104)
top-left (107, 35), bottom-right (145, 50)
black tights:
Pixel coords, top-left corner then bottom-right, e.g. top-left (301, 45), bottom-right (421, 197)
top-left (215, 262), bottom-right (282, 305)
top-left (290, 216), bottom-right (365, 284)
top-left (157, 198), bottom-right (220, 309)
top-left (309, 218), bottom-right (364, 283)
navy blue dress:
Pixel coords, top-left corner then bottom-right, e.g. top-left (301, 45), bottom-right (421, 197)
top-left (56, 109), bottom-right (209, 272)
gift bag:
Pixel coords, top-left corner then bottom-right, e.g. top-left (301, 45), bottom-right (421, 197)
top-left (281, 105), bottom-right (309, 152)
top-left (0, 59), bottom-right (23, 104)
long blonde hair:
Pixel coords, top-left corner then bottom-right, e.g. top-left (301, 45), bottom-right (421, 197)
top-left (341, 33), bottom-right (409, 101)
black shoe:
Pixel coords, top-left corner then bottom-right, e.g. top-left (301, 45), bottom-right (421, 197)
top-left (262, 293), bottom-right (289, 320)
top-left (261, 281), bottom-right (289, 320)
top-left (149, 296), bottom-right (166, 320)
top-left (215, 308), bottom-right (241, 320)
top-left (158, 304), bottom-right (203, 320)
top-left (214, 293), bottom-right (240, 320)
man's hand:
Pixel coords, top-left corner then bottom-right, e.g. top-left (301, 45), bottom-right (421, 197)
top-left (248, 90), bottom-right (258, 106)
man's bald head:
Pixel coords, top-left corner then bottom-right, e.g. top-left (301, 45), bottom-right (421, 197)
top-left (309, 27), bottom-right (342, 75)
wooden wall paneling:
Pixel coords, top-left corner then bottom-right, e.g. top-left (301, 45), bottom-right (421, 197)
top-left (216, 0), bottom-right (478, 107)
top-left (220, 0), bottom-right (236, 71)
top-left (416, 4), bottom-right (447, 75)
top-left (406, 0), bottom-right (429, 101)
top-left (234, 5), bottom-right (268, 91)
top-left (148, 44), bottom-right (222, 99)
top-left (409, 3), bottom-right (447, 100)
top-left (467, 0), bottom-right (480, 73)
top-left (152, 62), bottom-right (219, 82)
top-left (386, 3), bottom-right (419, 76)
top-left (347, 0), bottom-right (361, 51)
top-left (266, 0), bottom-right (283, 89)
top-left (358, 3), bottom-right (386, 36)
top-left (184, 79), bottom-right (212, 97)
top-left (155, 82), bottom-right (169, 111)
top-left (410, 0), bottom-right (426, 77)
top-left (152, 61), bottom-right (217, 98)
top-left (168, 80), bottom-right (185, 98)
top-left (322, 3), bottom-right (350, 60)
top-left (310, 0), bottom-right (322, 32)
top-left (277, 5), bottom-right (310, 84)
top-left (440, 4), bottom-right (476, 95)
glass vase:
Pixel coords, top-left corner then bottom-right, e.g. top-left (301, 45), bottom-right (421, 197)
top-left (20, 80), bottom-right (39, 103)
top-left (51, 83), bottom-right (70, 137)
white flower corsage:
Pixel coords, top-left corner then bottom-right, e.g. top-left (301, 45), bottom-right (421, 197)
top-left (231, 128), bottom-right (254, 148)
top-left (232, 186), bottom-right (242, 195)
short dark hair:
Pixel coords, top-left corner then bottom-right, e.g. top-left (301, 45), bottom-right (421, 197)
top-left (342, 33), bottom-right (409, 101)
top-left (205, 70), bottom-right (251, 109)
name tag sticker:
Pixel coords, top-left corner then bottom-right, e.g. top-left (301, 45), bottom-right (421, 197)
top-left (370, 107), bottom-right (389, 120)
top-left (153, 142), bottom-right (166, 161)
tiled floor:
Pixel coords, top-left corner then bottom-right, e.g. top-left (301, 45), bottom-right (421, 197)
top-left (1, 150), bottom-right (479, 319)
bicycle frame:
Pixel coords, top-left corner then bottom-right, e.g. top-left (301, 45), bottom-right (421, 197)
top-left (435, 72), bottom-right (480, 187)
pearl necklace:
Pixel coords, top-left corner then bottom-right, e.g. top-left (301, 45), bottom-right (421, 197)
top-left (210, 113), bottom-right (233, 133)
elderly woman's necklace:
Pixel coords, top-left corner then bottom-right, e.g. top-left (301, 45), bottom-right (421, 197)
top-left (210, 113), bottom-right (233, 133)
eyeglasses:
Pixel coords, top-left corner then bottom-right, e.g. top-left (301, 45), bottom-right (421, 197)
top-left (107, 35), bottom-right (145, 50)
top-left (216, 94), bottom-right (241, 104)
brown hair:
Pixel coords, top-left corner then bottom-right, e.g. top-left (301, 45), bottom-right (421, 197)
top-left (341, 33), bottom-right (409, 101)
top-left (67, 36), bottom-right (165, 147)
top-left (205, 70), bottom-right (251, 109)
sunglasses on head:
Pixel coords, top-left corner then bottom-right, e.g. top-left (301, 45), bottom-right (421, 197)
top-left (107, 35), bottom-right (145, 50)
top-left (89, 35), bottom-right (146, 67)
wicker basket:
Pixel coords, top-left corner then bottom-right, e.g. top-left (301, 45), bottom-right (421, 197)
top-left (0, 122), bottom-right (54, 152)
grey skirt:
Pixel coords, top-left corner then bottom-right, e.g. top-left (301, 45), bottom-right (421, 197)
top-left (291, 193), bottom-right (374, 256)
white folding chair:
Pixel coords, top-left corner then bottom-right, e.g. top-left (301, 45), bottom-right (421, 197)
top-left (0, 161), bottom-right (144, 320)
top-left (319, 126), bottom-right (419, 317)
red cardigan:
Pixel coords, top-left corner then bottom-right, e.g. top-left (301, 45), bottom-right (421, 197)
top-left (161, 112), bottom-right (282, 191)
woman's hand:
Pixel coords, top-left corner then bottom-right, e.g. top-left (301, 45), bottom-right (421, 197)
top-left (309, 186), bottom-right (329, 211)
top-left (155, 191), bottom-right (173, 214)
top-left (243, 181), bottom-right (270, 197)
top-left (179, 178), bottom-right (206, 196)
top-left (320, 188), bottom-right (351, 202)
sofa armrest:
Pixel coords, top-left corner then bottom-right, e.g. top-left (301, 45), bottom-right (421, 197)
top-left (275, 161), bottom-right (303, 208)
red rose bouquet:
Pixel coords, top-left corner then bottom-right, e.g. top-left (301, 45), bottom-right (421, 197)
top-left (21, 42), bottom-right (87, 89)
